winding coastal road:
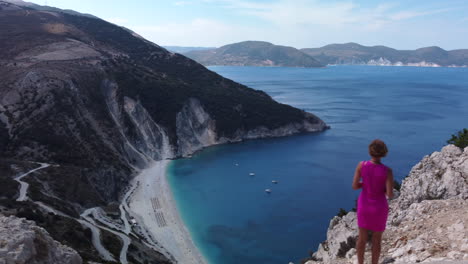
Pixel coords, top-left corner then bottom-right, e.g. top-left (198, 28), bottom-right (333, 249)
top-left (82, 207), bottom-right (131, 264)
top-left (12, 161), bottom-right (184, 263)
top-left (14, 162), bottom-right (50, 202)
top-left (77, 217), bottom-right (116, 262)
top-left (13, 162), bottom-right (130, 263)
top-left (120, 180), bottom-right (139, 235)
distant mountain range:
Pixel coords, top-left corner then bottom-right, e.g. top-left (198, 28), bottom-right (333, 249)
top-left (301, 43), bottom-right (468, 67)
top-left (180, 41), bottom-right (468, 67)
top-left (183, 41), bottom-right (324, 67)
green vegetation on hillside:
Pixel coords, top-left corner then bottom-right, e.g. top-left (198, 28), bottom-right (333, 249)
top-left (184, 41), bottom-right (324, 67)
top-left (447, 128), bottom-right (468, 148)
top-left (301, 42), bottom-right (468, 66)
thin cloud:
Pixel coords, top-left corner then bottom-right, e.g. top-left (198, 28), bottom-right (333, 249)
top-left (133, 18), bottom-right (262, 47)
top-left (207, 0), bottom-right (456, 29)
top-left (115, 0), bottom-right (468, 49)
top-left (390, 8), bottom-right (455, 21)
top-left (174, 1), bottom-right (192, 6)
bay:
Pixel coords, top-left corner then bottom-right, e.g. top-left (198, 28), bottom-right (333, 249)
top-left (168, 65), bottom-right (468, 264)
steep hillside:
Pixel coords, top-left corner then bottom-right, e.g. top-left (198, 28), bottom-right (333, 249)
top-left (302, 43), bottom-right (468, 67)
top-left (184, 41), bottom-right (324, 67)
top-left (0, 1), bottom-right (327, 262)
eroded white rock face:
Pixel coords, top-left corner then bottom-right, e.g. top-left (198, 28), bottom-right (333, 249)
top-left (397, 145), bottom-right (468, 210)
top-left (385, 199), bottom-right (468, 263)
top-left (123, 96), bottom-right (175, 161)
top-left (306, 145), bottom-right (468, 264)
top-left (175, 97), bottom-right (327, 157)
top-left (101, 78), bottom-right (327, 162)
top-left (314, 212), bottom-right (358, 263)
top-left (0, 214), bottom-right (82, 264)
top-left (176, 98), bottom-right (217, 156)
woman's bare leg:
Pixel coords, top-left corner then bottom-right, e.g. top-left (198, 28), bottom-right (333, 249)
top-left (371, 231), bottom-right (383, 264)
top-left (357, 228), bottom-right (368, 264)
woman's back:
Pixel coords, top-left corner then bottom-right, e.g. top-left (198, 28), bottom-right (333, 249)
top-left (353, 139), bottom-right (393, 264)
top-left (357, 160), bottom-right (389, 232)
top-left (360, 161), bottom-right (388, 201)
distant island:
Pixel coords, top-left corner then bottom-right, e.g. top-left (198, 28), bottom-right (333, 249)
top-left (301, 42), bottom-right (468, 67)
top-left (180, 41), bottom-right (468, 67)
top-left (183, 41), bottom-right (324, 68)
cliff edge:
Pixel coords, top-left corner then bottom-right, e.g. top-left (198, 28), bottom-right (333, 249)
top-left (305, 145), bottom-right (468, 264)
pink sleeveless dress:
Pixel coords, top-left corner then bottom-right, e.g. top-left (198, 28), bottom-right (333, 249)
top-left (357, 161), bottom-right (389, 232)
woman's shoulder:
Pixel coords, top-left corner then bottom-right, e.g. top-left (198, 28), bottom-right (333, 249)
top-left (379, 163), bottom-right (392, 173)
top-left (355, 161), bottom-right (366, 172)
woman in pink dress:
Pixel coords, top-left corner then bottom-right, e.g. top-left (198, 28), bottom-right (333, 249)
top-left (352, 139), bottom-right (394, 264)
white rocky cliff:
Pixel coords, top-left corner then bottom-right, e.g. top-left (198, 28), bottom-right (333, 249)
top-left (0, 214), bottom-right (82, 264)
top-left (102, 77), bottom-right (327, 162)
top-left (305, 145), bottom-right (468, 264)
top-left (366, 58), bottom-right (442, 67)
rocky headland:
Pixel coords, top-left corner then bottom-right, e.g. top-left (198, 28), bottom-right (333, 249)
top-left (304, 145), bottom-right (468, 264)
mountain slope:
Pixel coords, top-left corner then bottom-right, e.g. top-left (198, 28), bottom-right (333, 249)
top-left (0, 1), bottom-right (327, 262)
top-left (184, 41), bottom-right (324, 67)
top-left (301, 42), bottom-right (468, 66)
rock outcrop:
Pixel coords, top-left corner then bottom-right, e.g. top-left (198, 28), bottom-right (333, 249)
top-left (383, 199), bottom-right (468, 263)
top-left (314, 212), bottom-right (358, 263)
top-left (396, 145), bottom-right (468, 210)
top-left (306, 145), bottom-right (468, 264)
top-left (0, 214), bottom-right (83, 264)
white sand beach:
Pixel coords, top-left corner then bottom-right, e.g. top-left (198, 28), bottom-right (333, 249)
top-left (128, 160), bottom-right (208, 264)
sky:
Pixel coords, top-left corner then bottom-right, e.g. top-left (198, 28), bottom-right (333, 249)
top-left (26, 0), bottom-right (468, 50)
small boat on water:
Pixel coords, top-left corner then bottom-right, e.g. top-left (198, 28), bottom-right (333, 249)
top-left (272, 180), bottom-right (278, 184)
top-left (265, 188), bottom-right (271, 193)
top-left (249, 172), bottom-right (255, 176)
top-left (235, 163), bottom-right (239, 166)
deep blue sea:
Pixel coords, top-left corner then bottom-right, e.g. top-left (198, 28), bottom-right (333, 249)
top-left (167, 65), bottom-right (468, 264)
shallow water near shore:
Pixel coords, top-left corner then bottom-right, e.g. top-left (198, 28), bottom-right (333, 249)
top-left (167, 65), bottom-right (468, 264)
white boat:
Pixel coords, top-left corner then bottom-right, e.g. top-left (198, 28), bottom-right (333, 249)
top-left (272, 180), bottom-right (278, 184)
top-left (265, 188), bottom-right (271, 193)
top-left (249, 172), bottom-right (255, 176)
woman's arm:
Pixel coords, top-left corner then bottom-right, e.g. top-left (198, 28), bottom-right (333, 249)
top-left (352, 162), bottom-right (363, 190)
top-left (386, 168), bottom-right (394, 199)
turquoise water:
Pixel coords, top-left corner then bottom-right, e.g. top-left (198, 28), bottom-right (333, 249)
top-left (167, 65), bottom-right (468, 264)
